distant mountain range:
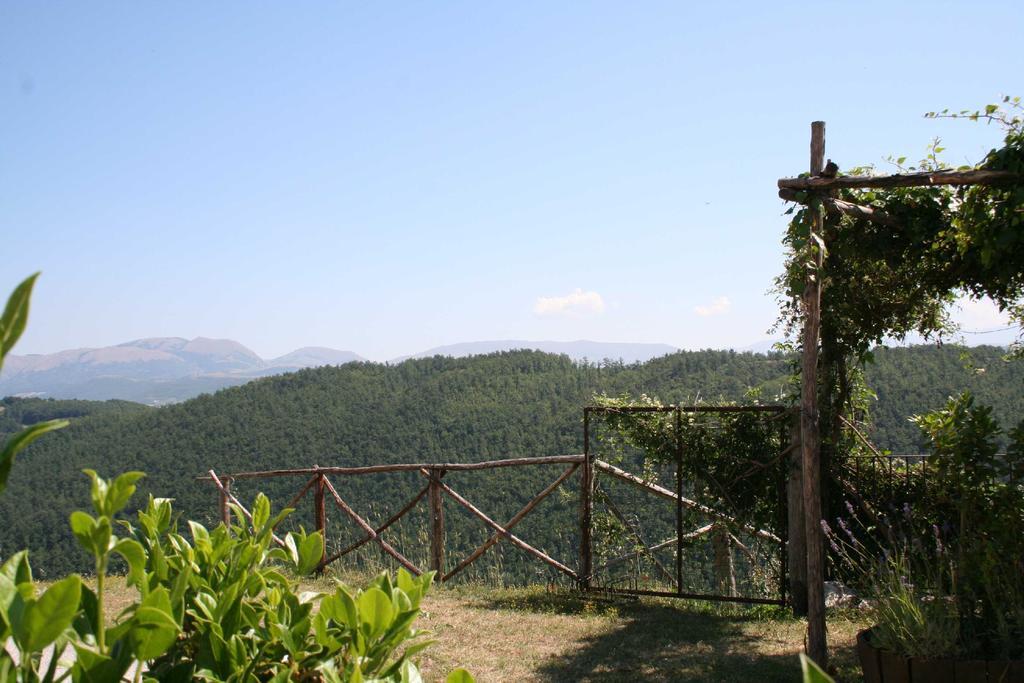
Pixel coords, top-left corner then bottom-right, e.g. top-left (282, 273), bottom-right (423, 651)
top-left (1, 338), bottom-right (365, 405)
top-left (0, 337), bottom-right (693, 404)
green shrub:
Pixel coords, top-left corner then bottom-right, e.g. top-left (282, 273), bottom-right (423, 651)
top-left (827, 392), bottom-right (1024, 660)
top-left (0, 276), bottom-right (473, 682)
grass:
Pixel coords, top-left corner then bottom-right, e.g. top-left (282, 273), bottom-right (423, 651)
top-left (92, 575), bottom-right (870, 682)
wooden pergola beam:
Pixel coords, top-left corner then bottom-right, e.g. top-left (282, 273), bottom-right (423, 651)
top-left (778, 188), bottom-right (901, 228)
top-left (778, 168), bottom-right (1016, 191)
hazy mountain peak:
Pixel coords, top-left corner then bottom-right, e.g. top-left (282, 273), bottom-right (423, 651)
top-left (269, 347), bottom-right (366, 368)
top-left (1, 337), bottom-right (364, 404)
top-left (181, 337), bottom-right (261, 359)
top-left (118, 337), bottom-right (189, 352)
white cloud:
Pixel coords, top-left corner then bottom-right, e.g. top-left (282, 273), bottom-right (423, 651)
top-left (694, 296), bottom-right (731, 317)
top-left (533, 288), bottom-right (606, 317)
top-left (954, 296), bottom-right (1012, 331)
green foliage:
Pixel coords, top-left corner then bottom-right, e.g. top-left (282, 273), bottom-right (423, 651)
top-left (829, 394), bottom-right (1024, 660)
top-left (776, 97), bottom-right (1024, 539)
top-left (911, 393), bottom-right (1024, 658)
top-left (799, 653), bottom-right (834, 683)
top-left (927, 97), bottom-right (1024, 329)
top-left (591, 393), bottom-right (784, 534)
top-left (779, 98), bottom-right (1024, 360)
top-left (128, 489), bottom-right (447, 681)
top-left (0, 274), bottom-right (39, 366)
top-left (1, 344), bottom-right (1020, 580)
top-left (0, 275), bottom-right (69, 495)
top-left (1, 469), bottom-right (473, 681)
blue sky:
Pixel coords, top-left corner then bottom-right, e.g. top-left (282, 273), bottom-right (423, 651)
top-left (2, 1), bottom-right (1021, 361)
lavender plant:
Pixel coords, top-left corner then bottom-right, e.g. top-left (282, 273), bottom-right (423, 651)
top-left (828, 393), bottom-right (1024, 660)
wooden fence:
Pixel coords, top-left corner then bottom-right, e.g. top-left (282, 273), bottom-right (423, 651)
top-left (201, 455), bottom-right (586, 581)
top-left (198, 405), bottom-right (795, 606)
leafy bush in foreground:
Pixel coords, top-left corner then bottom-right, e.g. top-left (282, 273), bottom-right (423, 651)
top-left (2, 469), bottom-right (473, 682)
top-left (0, 275), bottom-right (472, 682)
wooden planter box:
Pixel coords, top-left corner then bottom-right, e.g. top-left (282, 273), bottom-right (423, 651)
top-left (857, 629), bottom-right (1024, 683)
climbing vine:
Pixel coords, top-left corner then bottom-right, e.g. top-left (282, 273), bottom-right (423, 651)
top-left (775, 97), bottom-right (1024, 490)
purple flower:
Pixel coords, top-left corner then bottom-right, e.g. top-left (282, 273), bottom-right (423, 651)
top-left (820, 519), bottom-right (832, 534)
top-left (845, 500), bottom-right (856, 516)
top-left (837, 517), bottom-right (856, 543)
top-left (902, 502), bottom-right (912, 520)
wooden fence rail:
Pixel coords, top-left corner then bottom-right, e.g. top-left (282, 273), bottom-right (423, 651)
top-left (203, 450), bottom-right (784, 591)
top-left (204, 455), bottom-right (587, 581)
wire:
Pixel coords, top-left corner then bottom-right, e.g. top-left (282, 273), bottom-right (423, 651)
top-left (960, 325), bottom-right (1018, 335)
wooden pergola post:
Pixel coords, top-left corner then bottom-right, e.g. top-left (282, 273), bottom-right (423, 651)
top-left (579, 408), bottom-right (594, 589)
top-left (801, 121), bottom-right (828, 666)
top-left (773, 120), bottom-right (1022, 667)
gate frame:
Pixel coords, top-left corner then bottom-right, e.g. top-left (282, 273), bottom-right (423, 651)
top-left (580, 404), bottom-right (793, 606)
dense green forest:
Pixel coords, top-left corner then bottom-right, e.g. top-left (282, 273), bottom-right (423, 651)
top-left (0, 345), bottom-right (1020, 579)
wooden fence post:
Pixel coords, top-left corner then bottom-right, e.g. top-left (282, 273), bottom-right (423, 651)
top-left (787, 410), bottom-right (808, 616)
top-left (428, 468), bottom-right (445, 576)
top-left (712, 523), bottom-right (737, 597)
top-left (801, 120), bottom-right (828, 666)
top-left (580, 408), bottom-right (593, 589)
top-left (314, 470), bottom-right (327, 572)
top-left (220, 477), bottom-right (232, 526)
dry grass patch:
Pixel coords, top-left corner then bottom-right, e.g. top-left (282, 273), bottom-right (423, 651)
top-left (410, 585), bottom-right (869, 682)
top-left (90, 575), bottom-right (869, 682)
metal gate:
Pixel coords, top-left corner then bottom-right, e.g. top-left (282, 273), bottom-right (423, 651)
top-left (580, 405), bottom-right (791, 606)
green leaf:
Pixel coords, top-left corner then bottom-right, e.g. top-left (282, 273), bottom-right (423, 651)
top-left (70, 511), bottom-right (111, 558)
top-left (252, 493), bottom-right (271, 530)
top-left (399, 659), bottom-right (424, 683)
top-left (129, 586), bottom-right (180, 661)
top-left (799, 654), bottom-right (835, 683)
top-left (0, 419), bottom-right (68, 495)
top-left (0, 575), bottom-right (15, 638)
top-left (71, 641), bottom-right (134, 683)
top-left (73, 585), bottom-right (101, 638)
top-left (296, 532), bottom-right (324, 575)
top-left (321, 589), bottom-right (358, 629)
top-left (113, 538), bottom-right (147, 589)
top-left (0, 551), bottom-right (32, 586)
top-left (358, 587), bottom-right (395, 638)
top-left (284, 531), bottom-right (300, 566)
top-left (106, 471), bottom-right (145, 515)
top-left (445, 668), bottom-right (475, 683)
top-left (83, 469), bottom-right (109, 516)
top-left (16, 574), bottom-right (81, 652)
top-left (396, 568), bottom-right (415, 595)
top-left (0, 273), bottom-right (39, 367)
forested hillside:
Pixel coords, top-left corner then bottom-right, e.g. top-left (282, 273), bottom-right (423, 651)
top-left (1, 346), bottom-right (1020, 578)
